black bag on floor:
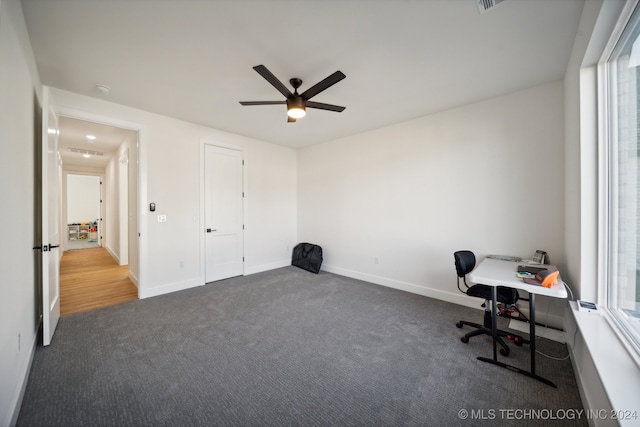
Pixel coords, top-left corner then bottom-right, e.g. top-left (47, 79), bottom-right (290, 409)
top-left (292, 243), bottom-right (323, 274)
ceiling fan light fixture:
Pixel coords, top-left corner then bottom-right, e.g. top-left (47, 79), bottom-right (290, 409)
top-left (287, 106), bottom-right (306, 119)
top-left (240, 65), bottom-right (346, 122)
top-left (287, 97), bottom-right (306, 119)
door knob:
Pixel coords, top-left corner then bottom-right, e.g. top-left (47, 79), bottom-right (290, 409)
top-left (206, 228), bottom-right (217, 233)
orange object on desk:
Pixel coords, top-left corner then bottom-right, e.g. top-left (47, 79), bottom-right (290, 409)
top-left (523, 269), bottom-right (559, 288)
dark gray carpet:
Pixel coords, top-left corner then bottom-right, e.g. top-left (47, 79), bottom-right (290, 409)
top-left (17, 266), bottom-right (586, 426)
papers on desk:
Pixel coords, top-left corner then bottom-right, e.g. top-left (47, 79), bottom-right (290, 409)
top-left (520, 268), bottom-right (560, 288)
top-left (517, 265), bottom-right (547, 275)
top-left (487, 254), bottom-right (522, 262)
top-left (517, 265), bottom-right (559, 287)
top-left (516, 272), bottom-right (536, 279)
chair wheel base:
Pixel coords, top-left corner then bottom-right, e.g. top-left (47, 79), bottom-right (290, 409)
top-left (500, 348), bottom-right (510, 357)
top-left (461, 336), bottom-right (469, 343)
top-left (456, 321), bottom-right (463, 328)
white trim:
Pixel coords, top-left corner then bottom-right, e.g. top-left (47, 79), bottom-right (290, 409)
top-left (245, 259), bottom-right (291, 275)
top-left (51, 106), bottom-right (147, 299)
top-left (598, 0), bottom-right (639, 64)
top-left (322, 263), bottom-right (466, 302)
top-left (199, 138), bottom-right (248, 285)
top-left (323, 263), bottom-right (495, 310)
top-left (104, 243), bottom-right (121, 265)
top-left (597, 57), bottom-right (610, 308)
top-left (596, 0), bottom-right (640, 367)
top-left (321, 263), bottom-right (566, 329)
top-left (6, 327), bottom-right (39, 427)
top-left (567, 301), bottom-right (640, 427)
top-left (128, 270), bottom-right (139, 288)
top-left (138, 277), bottom-right (201, 299)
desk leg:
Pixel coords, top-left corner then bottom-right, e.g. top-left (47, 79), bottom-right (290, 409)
top-left (491, 286), bottom-right (498, 361)
top-left (529, 293), bottom-right (536, 375)
top-left (477, 288), bottom-right (557, 387)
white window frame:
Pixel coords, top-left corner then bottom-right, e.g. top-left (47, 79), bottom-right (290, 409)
top-left (598, 0), bottom-right (640, 368)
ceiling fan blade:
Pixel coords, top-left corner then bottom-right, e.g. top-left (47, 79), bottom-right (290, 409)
top-left (300, 71), bottom-right (346, 100)
top-left (239, 101), bottom-right (286, 106)
top-left (253, 65), bottom-right (293, 98)
top-left (240, 101), bottom-right (287, 105)
top-left (287, 116), bottom-right (296, 123)
top-left (306, 101), bottom-right (346, 112)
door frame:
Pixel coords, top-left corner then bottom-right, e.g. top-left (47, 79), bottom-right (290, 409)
top-left (54, 105), bottom-right (147, 297)
top-left (199, 138), bottom-right (248, 284)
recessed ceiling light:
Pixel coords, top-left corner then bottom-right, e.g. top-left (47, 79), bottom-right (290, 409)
top-left (86, 134), bottom-right (96, 141)
top-left (82, 153), bottom-right (91, 158)
top-left (95, 84), bottom-right (111, 94)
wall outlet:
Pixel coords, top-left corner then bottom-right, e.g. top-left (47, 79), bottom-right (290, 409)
top-left (179, 261), bottom-right (184, 268)
top-left (157, 214), bottom-right (167, 223)
top-left (578, 300), bottom-right (599, 314)
top-left (374, 256), bottom-right (380, 264)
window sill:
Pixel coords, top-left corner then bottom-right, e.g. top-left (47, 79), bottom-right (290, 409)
top-left (567, 301), bottom-right (640, 425)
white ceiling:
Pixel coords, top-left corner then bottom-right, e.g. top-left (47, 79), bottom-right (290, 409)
top-left (57, 116), bottom-right (136, 168)
top-left (22, 0), bottom-right (585, 150)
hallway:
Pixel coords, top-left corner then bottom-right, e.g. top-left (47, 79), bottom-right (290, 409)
top-left (60, 248), bottom-right (138, 316)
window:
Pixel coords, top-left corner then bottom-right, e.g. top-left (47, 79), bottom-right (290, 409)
top-left (602, 1), bottom-right (640, 359)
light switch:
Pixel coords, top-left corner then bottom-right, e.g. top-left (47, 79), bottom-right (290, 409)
top-left (157, 215), bottom-right (167, 223)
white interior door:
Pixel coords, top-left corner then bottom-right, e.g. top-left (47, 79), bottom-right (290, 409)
top-left (204, 145), bottom-right (244, 282)
top-left (42, 87), bottom-right (61, 346)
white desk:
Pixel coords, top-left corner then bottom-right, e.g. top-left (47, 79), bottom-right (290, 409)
top-left (468, 257), bottom-right (568, 387)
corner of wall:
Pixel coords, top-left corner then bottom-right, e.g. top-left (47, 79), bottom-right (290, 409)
top-left (5, 330), bottom-right (39, 427)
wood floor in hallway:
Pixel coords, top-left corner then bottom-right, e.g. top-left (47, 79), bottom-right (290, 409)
top-left (60, 247), bottom-right (138, 316)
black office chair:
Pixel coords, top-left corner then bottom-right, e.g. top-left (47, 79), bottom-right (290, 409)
top-left (454, 250), bottom-right (528, 356)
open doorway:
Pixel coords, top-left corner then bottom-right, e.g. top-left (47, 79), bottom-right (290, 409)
top-left (66, 174), bottom-right (101, 250)
top-left (58, 116), bottom-right (139, 315)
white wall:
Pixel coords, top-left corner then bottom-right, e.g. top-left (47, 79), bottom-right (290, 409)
top-left (0, 0), bottom-right (592, 423)
top-left (61, 168), bottom-right (104, 252)
top-left (127, 132), bottom-right (139, 284)
top-left (104, 144), bottom-right (121, 263)
top-left (103, 133), bottom-right (135, 266)
top-left (298, 81), bottom-right (566, 320)
top-left (118, 147), bottom-right (128, 265)
top-left (66, 174), bottom-right (100, 224)
top-left (50, 88), bottom-right (298, 299)
top-left (0, 0), bottom-right (41, 425)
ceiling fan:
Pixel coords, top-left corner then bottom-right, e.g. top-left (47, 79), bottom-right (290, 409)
top-left (239, 65), bottom-right (346, 122)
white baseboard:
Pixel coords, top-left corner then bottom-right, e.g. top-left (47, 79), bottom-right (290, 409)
top-left (105, 244), bottom-right (120, 265)
top-left (246, 259), bottom-right (290, 276)
top-left (321, 264), bottom-right (567, 334)
top-left (141, 260), bottom-right (290, 300)
top-left (320, 263), bottom-right (484, 310)
top-left (128, 270), bottom-right (139, 289)
top-left (139, 277), bottom-right (201, 299)
top-left (7, 326), bottom-right (39, 427)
